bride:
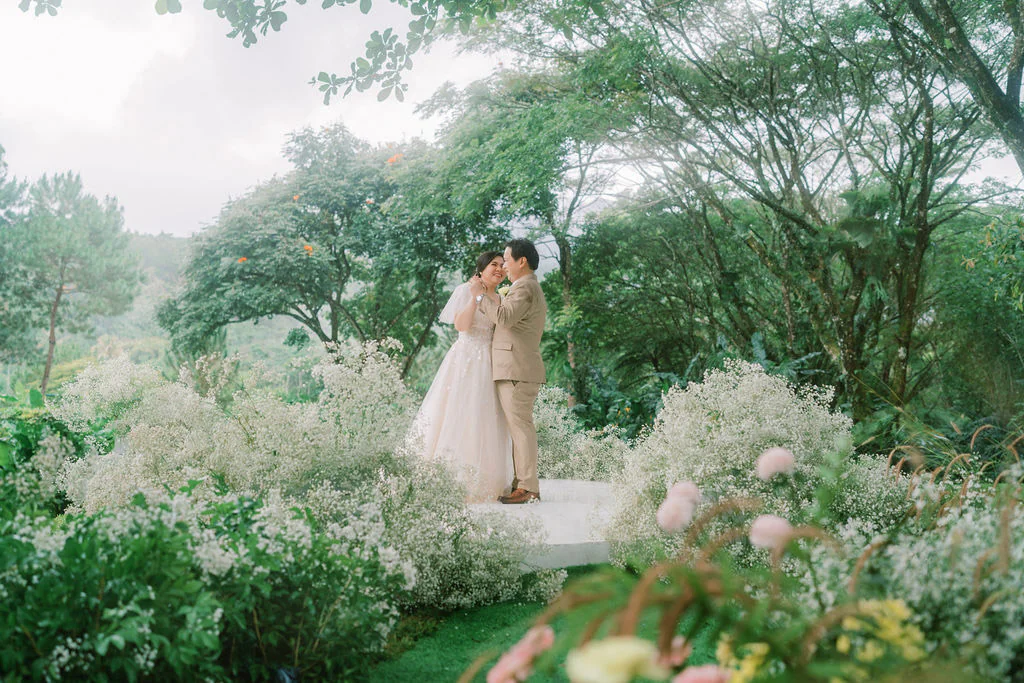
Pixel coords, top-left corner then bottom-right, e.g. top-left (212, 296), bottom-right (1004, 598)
top-left (409, 251), bottom-right (513, 502)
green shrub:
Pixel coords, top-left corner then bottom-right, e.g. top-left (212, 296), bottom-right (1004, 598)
top-left (0, 501), bottom-right (224, 680)
top-left (0, 485), bottom-right (409, 681)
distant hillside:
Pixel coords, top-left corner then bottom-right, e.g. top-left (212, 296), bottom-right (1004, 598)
top-left (97, 232), bottom-right (312, 372)
top-left (131, 232), bottom-right (189, 285)
top-left (92, 232), bottom-right (188, 341)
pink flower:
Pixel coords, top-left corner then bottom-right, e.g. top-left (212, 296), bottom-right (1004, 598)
top-left (520, 625), bottom-right (555, 654)
top-left (756, 447), bottom-right (796, 480)
top-left (672, 664), bottom-right (732, 683)
top-left (657, 495), bottom-right (696, 533)
top-left (658, 635), bottom-right (693, 668)
top-left (657, 480), bottom-right (702, 533)
top-left (749, 514), bottom-right (793, 551)
top-left (487, 645), bottom-right (533, 683)
top-left (668, 481), bottom-right (702, 505)
top-left (487, 626), bottom-right (555, 683)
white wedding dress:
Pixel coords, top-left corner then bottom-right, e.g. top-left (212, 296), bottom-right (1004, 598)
top-left (409, 283), bottom-right (514, 502)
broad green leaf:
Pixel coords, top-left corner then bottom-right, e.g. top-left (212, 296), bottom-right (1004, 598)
top-left (155, 0), bottom-right (169, 14)
top-left (360, 0), bottom-right (371, 14)
top-left (0, 443), bottom-right (11, 468)
top-left (377, 87), bottom-right (393, 101)
top-left (29, 388), bottom-right (44, 408)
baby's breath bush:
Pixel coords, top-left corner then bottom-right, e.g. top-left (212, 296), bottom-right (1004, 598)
top-left (57, 340), bottom-right (417, 512)
top-left (605, 360), bottom-right (906, 567)
top-left (0, 473), bottom-right (407, 681)
top-left (798, 470), bottom-right (1024, 682)
top-left (49, 354), bottom-right (163, 436)
top-left (53, 341), bottom-right (563, 613)
top-left (371, 458), bottom-right (565, 610)
top-left (535, 386), bottom-right (629, 482)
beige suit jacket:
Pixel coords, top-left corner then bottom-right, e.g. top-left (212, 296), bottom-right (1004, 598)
top-left (478, 273), bottom-right (547, 383)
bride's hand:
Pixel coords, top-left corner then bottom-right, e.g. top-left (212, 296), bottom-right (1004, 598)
top-left (469, 275), bottom-right (485, 296)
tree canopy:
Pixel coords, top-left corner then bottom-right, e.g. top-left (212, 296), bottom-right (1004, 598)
top-left (0, 168), bottom-right (141, 392)
top-left (157, 124), bottom-right (503, 375)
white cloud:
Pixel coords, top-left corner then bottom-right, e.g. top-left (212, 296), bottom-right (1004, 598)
top-left (0, 1), bottom-right (500, 237)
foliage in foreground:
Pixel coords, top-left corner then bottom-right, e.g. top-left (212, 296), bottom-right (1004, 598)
top-left (1, 455), bottom-right (409, 681)
top-left (474, 455), bottom-right (1018, 682)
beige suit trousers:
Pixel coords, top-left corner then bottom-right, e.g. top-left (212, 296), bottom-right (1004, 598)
top-left (496, 379), bottom-right (541, 494)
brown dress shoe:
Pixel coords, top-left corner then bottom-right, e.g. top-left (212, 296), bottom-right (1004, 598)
top-left (499, 488), bottom-right (540, 504)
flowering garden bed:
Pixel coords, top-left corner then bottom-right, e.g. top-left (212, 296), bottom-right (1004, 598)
top-left (2, 353), bottom-right (1022, 681)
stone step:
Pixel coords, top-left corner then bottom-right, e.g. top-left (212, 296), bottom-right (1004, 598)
top-left (469, 479), bottom-right (613, 570)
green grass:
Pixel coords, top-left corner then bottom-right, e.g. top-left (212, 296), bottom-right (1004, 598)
top-left (370, 565), bottom-right (716, 682)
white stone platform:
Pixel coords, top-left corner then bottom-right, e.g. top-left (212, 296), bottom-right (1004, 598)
top-left (469, 479), bottom-right (614, 569)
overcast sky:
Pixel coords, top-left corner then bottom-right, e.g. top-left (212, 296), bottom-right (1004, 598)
top-left (0, 1), bottom-right (498, 237)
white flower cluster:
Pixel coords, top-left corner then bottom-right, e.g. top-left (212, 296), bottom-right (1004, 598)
top-left (535, 386), bottom-right (629, 482)
top-left (370, 457), bottom-right (565, 610)
top-left (56, 340), bottom-right (417, 513)
top-left (794, 468), bottom-right (1024, 680)
top-left (52, 341), bottom-right (562, 612)
top-left (30, 432), bottom-right (74, 497)
top-left (602, 360), bottom-right (893, 566)
top-left (49, 355), bottom-right (163, 434)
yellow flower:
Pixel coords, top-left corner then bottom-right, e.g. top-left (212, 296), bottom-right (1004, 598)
top-left (715, 635), bottom-right (734, 666)
top-left (856, 600), bottom-right (926, 663)
top-left (836, 635), bottom-right (851, 654)
top-left (731, 642), bottom-right (770, 683)
top-left (565, 636), bottom-right (670, 683)
top-left (855, 640), bottom-right (884, 664)
top-left (841, 617), bottom-right (864, 632)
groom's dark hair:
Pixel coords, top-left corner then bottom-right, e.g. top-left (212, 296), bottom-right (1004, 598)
top-left (507, 238), bottom-right (540, 271)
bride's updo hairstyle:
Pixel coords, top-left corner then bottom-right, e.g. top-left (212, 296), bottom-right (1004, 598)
top-left (474, 250), bottom-right (503, 277)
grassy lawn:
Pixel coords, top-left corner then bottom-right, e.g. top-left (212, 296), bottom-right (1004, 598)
top-left (370, 566), bottom-right (716, 682)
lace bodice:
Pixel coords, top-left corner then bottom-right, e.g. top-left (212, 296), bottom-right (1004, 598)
top-left (439, 283), bottom-right (498, 346)
top-left (458, 307), bottom-right (495, 344)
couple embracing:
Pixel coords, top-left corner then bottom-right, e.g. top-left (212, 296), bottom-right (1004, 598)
top-left (411, 239), bottom-right (547, 504)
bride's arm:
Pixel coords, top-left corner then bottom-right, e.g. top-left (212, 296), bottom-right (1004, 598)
top-left (453, 298), bottom-right (477, 332)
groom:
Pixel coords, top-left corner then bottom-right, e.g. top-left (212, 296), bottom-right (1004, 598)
top-left (471, 239), bottom-right (547, 504)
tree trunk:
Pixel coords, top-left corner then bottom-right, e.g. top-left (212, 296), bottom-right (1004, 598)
top-left (555, 233), bottom-right (583, 407)
top-left (900, 0), bottom-right (1024, 173)
top-left (402, 301), bottom-right (442, 379)
top-left (40, 283), bottom-right (64, 396)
